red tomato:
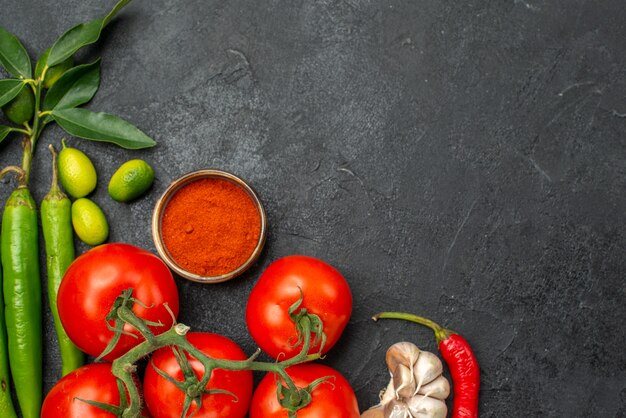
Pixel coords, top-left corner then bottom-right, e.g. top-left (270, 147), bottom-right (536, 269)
top-left (250, 363), bottom-right (360, 418)
top-left (143, 332), bottom-right (253, 418)
top-left (246, 255), bottom-right (352, 359)
top-left (58, 243), bottom-right (179, 360)
top-left (41, 363), bottom-right (149, 417)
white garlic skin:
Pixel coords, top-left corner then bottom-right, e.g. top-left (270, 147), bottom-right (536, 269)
top-left (384, 399), bottom-right (412, 418)
top-left (412, 351), bottom-right (443, 393)
top-left (380, 378), bottom-right (396, 404)
top-left (386, 342), bottom-right (421, 376)
top-left (416, 375), bottom-right (450, 400)
top-left (406, 395), bottom-right (448, 418)
top-left (393, 364), bottom-right (416, 399)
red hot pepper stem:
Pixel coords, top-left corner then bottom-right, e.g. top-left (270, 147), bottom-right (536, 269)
top-left (373, 311), bottom-right (452, 343)
top-left (372, 311), bottom-right (480, 418)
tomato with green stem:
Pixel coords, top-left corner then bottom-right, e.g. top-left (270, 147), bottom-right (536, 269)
top-left (143, 332), bottom-right (253, 418)
top-left (57, 243), bottom-right (179, 360)
top-left (41, 363), bottom-right (149, 418)
top-left (246, 256), bottom-right (352, 360)
top-left (250, 363), bottom-right (360, 418)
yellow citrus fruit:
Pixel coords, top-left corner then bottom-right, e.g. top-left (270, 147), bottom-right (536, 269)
top-left (71, 198), bottom-right (109, 246)
top-left (108, 159), bottom-right (155, 202)
top-left (58, 141), bottom-right (97, 198)
top-left (2, 87), bottom-right (34, 125)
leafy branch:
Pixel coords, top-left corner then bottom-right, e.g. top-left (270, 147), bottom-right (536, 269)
top-left (0, 0), bottom-right (155, 186)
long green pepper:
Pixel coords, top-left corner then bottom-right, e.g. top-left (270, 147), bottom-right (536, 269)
top-left (0, 251), bottom-right (17, 418)
top-left (1, 186), bottom-right (42, 418)
top-left (41, 145), bottom-right (84, 376)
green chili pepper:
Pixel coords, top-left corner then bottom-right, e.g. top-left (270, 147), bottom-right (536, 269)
top-left (0, 253), bottom-right (18, 418)
top-left (1, 186), bottom-right (42, 418)
top-left (42, 145), bottom-right (84, 376)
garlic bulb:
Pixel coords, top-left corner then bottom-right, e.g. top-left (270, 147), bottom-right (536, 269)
top-left (407, 395), bottom-right (447, 418)
top-left (384, 400), bottom-right (412, 418)
top-left (416, 375), bottom-right (450, 400)
top-left (380, 378), bottom-right (395, 404)
top-left (386, 341), bottom-right (421, 377)
top-left (393, 364), bottom-right (416, 399)
top-left (412, 351), bottom-right (443, 394)
top-left (362, 342), bottom-right (450, 418)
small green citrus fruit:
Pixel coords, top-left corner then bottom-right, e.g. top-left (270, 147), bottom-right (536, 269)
top-left (58, 141), bottom-right (97, 198)
top-left (108, 159), bottom-right (155, 202)
top-left (44, 56), bottom-right (74, 89)
top-left (71, 198), bottom-right (109, 246)
top-left (2, 87), bottom-right (34, 125)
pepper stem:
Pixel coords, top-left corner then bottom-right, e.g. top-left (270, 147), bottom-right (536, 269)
top-left (20, 137), bottom-right (33, 187)
top-left (0, 166), bottom-right (26, 183)
top-left (372, 312), bottom-right (454, 344)
top-left (47, 144), bottom-right (60, 193)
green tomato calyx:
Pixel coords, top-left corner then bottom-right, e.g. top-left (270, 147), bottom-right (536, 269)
top-left (287, 288), bottom-right (327, 355)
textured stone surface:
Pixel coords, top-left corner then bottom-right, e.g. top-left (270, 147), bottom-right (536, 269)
top-left (1, 0), bottom-right (625, 416)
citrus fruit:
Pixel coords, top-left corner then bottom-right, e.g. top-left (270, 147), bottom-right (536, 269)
top-left (44, 56), bottom-right (73, 89)
top-left (58, 141), bottom-right (97, 198)
top-left (108, 159), bottom-right (154, 202)
top-left (71, 198), bottom-right (109, 246)
top-left (2, 87), bottom-right (34, 125)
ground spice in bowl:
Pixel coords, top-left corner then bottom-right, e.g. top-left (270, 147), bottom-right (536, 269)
top-left (159, 175), bottom-right (263, 279)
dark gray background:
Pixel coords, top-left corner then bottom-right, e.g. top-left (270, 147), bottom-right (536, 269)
top-left (1, 0), bottom-right (625, 417)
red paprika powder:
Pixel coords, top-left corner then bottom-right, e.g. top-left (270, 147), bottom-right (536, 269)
top-left (161, 178), bottom-right (261, 277)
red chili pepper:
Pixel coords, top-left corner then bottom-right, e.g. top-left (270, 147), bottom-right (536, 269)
top-left (373, 312), bottom-right (480, 418)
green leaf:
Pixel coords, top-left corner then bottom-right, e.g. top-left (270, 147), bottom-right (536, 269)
top-left (0, 27), bottom-right (32, 78)
top-left (47, 0), bottom-right (133, 67)
top-left (51, 108), bottom-right (156, 149)
top-left (47, 19), bottom-right (103, 67)
top-left (0, 79), bottom-right (25, 107)
top-left (44, 60), bottom-right (100, 110)
top-left (0, 125), bottom-right (14, 143)
top-left (103, 0), bottom-right (133, 27)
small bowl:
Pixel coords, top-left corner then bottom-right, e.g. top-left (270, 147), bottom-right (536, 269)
top-left (152, 169), bottom-right (267, 283)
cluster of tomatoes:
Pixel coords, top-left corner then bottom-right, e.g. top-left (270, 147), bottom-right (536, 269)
top-left (41, 243), bottom-right (360, 418)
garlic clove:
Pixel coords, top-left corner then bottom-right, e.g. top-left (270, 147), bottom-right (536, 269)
top-left (386, 342), bottom-right (421, 376)
top-left (361, 406), bottom-right (385, 418)
top-left (380, 377), bottom-right (396, 404)
top-left (416, 375), bottom-right (450, 400)
top-left (384, 399), bottom-right (412, 418)
top-left (412, 351), bottom-right (443, 393)
top-left (393, 364), bottom-right (416, 400)
top-left (407, 395), bottom-right (447, 418)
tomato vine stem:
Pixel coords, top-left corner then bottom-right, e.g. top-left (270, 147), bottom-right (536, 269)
top-left (106, 289), bottom-right (324, 418)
